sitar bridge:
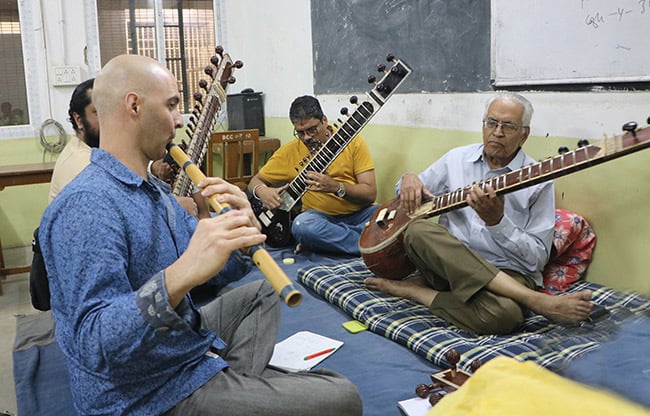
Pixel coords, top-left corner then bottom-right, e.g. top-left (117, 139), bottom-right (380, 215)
top-left (375, 207), bottom-right (396, 226)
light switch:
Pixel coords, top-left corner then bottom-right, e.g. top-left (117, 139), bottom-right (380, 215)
top-left (52, 66), bottom-right (82, 86)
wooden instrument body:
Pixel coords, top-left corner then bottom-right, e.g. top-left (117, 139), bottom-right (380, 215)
top-left (358, 198), bottom-right (416, 280)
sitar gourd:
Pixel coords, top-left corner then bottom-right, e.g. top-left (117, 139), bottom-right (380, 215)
top-left (359, 119), bottom-right (650, 280)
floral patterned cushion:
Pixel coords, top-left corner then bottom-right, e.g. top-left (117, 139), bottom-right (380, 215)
top-left (542, 209), bottom-right (597, 294)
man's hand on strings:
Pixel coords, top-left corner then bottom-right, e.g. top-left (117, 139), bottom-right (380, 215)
top-left (399, 173), bottom-right (434, 215)
top-left (465, 184), bottom-right (504, 226)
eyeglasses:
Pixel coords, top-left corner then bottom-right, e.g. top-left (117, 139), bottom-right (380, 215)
top-left (293, 121), bottom-right (322, 139)
top-left (482, 118), bottom-right (525, 135)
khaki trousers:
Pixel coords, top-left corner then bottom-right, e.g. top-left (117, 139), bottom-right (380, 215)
top-left (403, 219), bottom-right (537, 335)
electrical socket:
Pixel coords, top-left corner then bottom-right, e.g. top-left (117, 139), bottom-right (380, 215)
top-left (52, 66), bottom-right (82, 86)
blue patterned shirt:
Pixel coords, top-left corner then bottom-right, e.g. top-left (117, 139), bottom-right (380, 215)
top-left (396, 143), bottom-right (555, 286)
top-left (40, 149), bottom-right (252, 415)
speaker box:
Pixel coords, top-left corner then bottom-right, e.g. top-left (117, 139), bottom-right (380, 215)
top-left (227, 92), bottom-right (265, 136)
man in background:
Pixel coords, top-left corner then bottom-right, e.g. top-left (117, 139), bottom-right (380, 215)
top-left (248, 95), bottom-right (377, 255)
top-left (48, 78), bottom-right (99, 202)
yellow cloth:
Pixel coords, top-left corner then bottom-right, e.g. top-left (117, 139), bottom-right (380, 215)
top-left (258, 133), bottom-right (374, 215)
top-left (428, 356), bottom-right (650, 416)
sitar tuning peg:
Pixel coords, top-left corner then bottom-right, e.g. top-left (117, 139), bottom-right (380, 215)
top-left (377, 63), bottom-right (386, 73)
top-left (386, 54), bottom-right (395, 62)
top-left (340, 107), bottom-right (349, 116)
top-left (233, 60), bottom-right (244, 69)
top-left (558, 146), bottom-right (570, 154)
top-left (204, 65), bottom-right (214, 79)
top-left (622, 121), bottom-right (637, 132)
top-left (193, 92), bottom-right (203, 105)
top-left (210, 55), bottom-right (220, 67)
top-left (647, 116), bottom-right (650, 125)
top-left (349, 95), bottom-right (358, 105)
top-left (392, 65), bottom-right (407, 76)
top-left (198, 79), bottom-right (209, 94)
top-left (444, 349), bottom-right (460, 373)
top-left (215, 45), bottom-right (224, 56)
top-left (622, 121), bottom-right (638, 140)
top-left (367, 74), bottom-right (377, 84)
top-left (227, 76), bottom-right (236, 84)
top-left (415, 383), bottom-right (437, 398)
top-left (577, 139), bottom-right (589, 147)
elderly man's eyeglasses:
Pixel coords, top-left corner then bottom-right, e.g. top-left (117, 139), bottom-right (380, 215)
top-left (482, 118), bottom-right (525, 135)
top-left (293, 121), bottom-right (322, 139)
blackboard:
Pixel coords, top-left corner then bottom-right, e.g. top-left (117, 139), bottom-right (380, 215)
top-left (311, 0), bottom-right (491, 94)
top-left (492, 0), bottom-right (650, 86)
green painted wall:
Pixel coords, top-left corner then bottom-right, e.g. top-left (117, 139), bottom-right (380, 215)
top-left (0, 137), bottom-right (55, 250)
top-left (2, 119), bottom-right (649, 295)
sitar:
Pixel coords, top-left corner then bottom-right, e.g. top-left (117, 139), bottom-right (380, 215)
top-left (359, 120), bottom-right (650, 280)
top-left (255, 55), bottom-right (412, 231)
top-left (171, 46), bottom-right (243, 197)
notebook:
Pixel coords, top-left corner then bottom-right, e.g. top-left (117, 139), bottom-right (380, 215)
top-left (268, 331), bottom-right (343, 373)
top-left (397, 396), bottom-right (431, 416)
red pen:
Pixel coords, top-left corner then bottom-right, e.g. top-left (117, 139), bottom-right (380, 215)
top-left (303, 347), bottom-right (336, 361)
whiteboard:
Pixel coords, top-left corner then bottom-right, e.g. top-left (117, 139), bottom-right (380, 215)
top-left (492, 0), bottom-right (650, 86)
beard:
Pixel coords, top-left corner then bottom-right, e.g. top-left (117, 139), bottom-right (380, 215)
top-left (81, 117), bottom-right (100, 148)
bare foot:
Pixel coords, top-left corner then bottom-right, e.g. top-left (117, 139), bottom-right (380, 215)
top-left (528, 290), bottom-right (593, 324)
top-left (364, 276), bottom-right (438, 306)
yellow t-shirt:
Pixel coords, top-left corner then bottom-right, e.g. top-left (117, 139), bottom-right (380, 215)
top-left (258, 134), bottom-right (374, 216)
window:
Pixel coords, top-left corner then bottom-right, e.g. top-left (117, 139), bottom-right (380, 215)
top-left (96, 0), bottom-right (216, 113)
top-left (0, 0), bottom-right (29, 127)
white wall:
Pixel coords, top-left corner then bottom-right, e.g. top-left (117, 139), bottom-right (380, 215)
top-left (221, 0), bottom-right (650, 142)
top-left (15, 0), bottom-right (650, 142)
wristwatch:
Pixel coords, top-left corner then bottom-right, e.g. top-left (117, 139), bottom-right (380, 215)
top-left (335, 182), bottom-right (346, 198)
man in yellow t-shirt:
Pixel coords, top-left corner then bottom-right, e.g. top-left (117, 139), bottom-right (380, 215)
top-left (248, 95), bottom-right (378, 255)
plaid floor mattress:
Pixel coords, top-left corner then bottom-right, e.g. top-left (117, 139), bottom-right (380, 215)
top-left (298, 258), bottom-right (650, 372)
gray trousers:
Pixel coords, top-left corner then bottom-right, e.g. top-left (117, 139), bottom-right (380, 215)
top-left (166, 280), bottom-right (362, 416)
top-left (404, 219), bottom-right (537, 335)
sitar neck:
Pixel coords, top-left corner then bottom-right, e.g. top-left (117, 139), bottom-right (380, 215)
top-left (284, 101), bottom-right (376, 201)
top-left (279, 59), bottom-right (412, 209)
top-left (173, 85), bottom-right (226, 197)
top-left (170, 46), bottom-right (241, 197)
top-left (414, 129), bottom-right (650, 219)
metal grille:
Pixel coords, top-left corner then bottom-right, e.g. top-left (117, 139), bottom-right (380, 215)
top-left (97, 0), bottom-right (215, 113)
top-left (0, 0), bottom-right (29, 126)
